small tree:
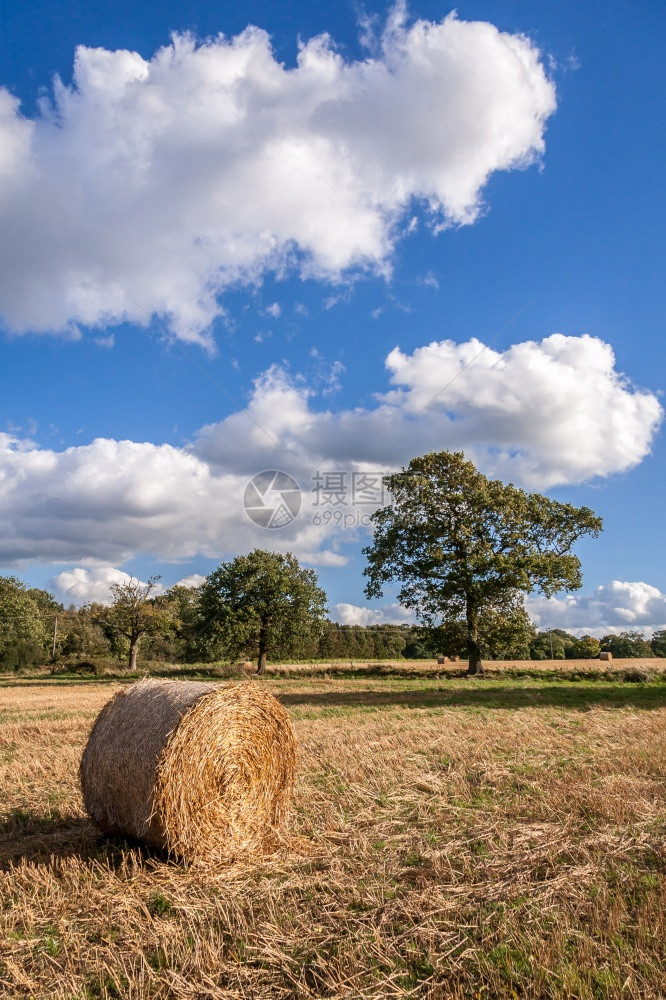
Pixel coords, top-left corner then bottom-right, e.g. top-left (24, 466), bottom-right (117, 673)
top-left (570, 635), bottom-right (601, 659)
top-left (364, 451), bottom-right (602, 675)
top-left (95, 576), bottom-right (172, 670)
top-left (195, 550), bottom-right (328, 673)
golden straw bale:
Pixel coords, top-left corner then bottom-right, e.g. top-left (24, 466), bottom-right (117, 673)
top-left (80, 679), bottom-right (296, 862)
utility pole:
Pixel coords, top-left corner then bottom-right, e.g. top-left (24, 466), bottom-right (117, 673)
top-left (549, 631), bottom-right (554, 660)
top-left (52, 615), bottom-right (58, 659)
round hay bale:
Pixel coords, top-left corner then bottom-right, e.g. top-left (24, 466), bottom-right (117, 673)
top-left (80, 679), bottom-right (296, 862)
top-left (436, 655), bottom-right (448, 665)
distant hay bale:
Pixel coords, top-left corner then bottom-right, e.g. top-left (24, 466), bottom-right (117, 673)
top-left (436, 656), bottom-right (448, 665)
top-left (238, 660), bottom-right (255, 672)
top-left (80, 680), bottom-right (296, 863)
top-left (449, 655), bottom-right (460, 663)
top-left (598, 651), bottom-right (613, 661)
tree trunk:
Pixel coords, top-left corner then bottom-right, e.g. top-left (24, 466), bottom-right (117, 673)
top-left (257, 626), bottom-right (268, 675)
top-left (128, 638), bottom-right (139, 671)
top-left (466, 636), bottom-right (483, 675)
top-left (466, 597), bottom-right (484, 676)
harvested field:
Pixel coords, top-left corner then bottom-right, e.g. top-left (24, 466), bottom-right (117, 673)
top-left (1, 671), bottom-right (665, 998)
top-left (266, 657), bottom-right (666, 679)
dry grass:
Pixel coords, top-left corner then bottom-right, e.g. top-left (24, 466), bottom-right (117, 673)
top-left (1, 673), bottom-right (665, 998)
top-left (266, 657), bottom-right (666, 680)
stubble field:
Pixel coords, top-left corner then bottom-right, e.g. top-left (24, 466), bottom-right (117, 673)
top-left (1, 664), bottom-right (665, 999)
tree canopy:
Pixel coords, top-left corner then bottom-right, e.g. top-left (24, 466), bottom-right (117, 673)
top-left (600, 630), bottom-right (653, 659)
top-left (194, 550), bottom-right (328, 673)
top-left (0, 576), bottom-right (54, 669)
top-left (363, 451), bottom-right (603, 674)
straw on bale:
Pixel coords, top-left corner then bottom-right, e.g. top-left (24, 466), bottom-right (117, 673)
top-left (80, 680), bottom-right (296, 862)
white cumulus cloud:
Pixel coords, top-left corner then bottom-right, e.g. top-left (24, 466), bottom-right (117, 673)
top-left (0, 431), bottom-right (345, 569)
top-left (0, 10), bottom-right (555, 342)
top-left (0, 331), bottom-right (660, 569)
top-left (339, 581), bottom-right (666, 634)
top-left (49, 566), bottom-right (161, 605)
top-left (333, 602), bottom-right (415, 625)
top-left (527, 580), bottom-right (666, 636)
top-left (173, 573), bottom-right (207, 590)
top-left (195, 333), bottom-right (662, 488)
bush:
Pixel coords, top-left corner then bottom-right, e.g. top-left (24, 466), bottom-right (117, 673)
top-left (50, 656), bottom-right (123, 676)
top-left (0, 640), bottom-right (46, 672)
top-left (68, 660), bottom-right (98, 675)
top-left (402, 639), bottom-right (438, 660)
top-left (621, 667), bottom-right (652, 683)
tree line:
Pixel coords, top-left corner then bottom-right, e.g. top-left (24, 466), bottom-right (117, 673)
top-left (1, 567), bottom-right (663, 674)
top-left (2, 451), bottom-right (662, 675)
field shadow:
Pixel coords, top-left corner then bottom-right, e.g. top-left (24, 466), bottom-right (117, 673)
top-left (279, 682), bottom-right (666, 713)
top-left (0, 812), bottom-right (167, 870)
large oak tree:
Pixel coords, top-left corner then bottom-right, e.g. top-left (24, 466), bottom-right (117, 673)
top-left (363, 452), bottom-right (602, 675)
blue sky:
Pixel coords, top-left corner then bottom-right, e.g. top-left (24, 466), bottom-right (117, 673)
top-left (0, 0), bottom-right (664, 633)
